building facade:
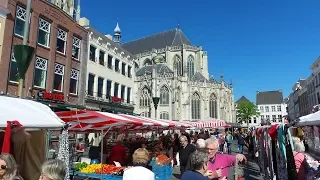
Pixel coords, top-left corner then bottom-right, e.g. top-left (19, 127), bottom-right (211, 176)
top-left (0, 0), bottom-right (88, 110)
top-left (287, 92), bottom-right (295, 121)
top-left (121, 28), bottom-right (236, 122)
top-left (256, 90), bottom-right (287, 124)
top-left (79, 18), bottom-right (135, 114)
top-left (235, 96), bottom-right (259, 127)
top-left (0, 6), bottom-right (9, 63)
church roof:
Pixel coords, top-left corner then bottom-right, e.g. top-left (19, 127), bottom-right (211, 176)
top-left (191, 72), bottom-right (209, 82)
top-left (209, 76), bottom-right (218, 83)
top-left (122, 28), bottom-right (192, 55)
top-left (136, 64), bottom-right (174, 76)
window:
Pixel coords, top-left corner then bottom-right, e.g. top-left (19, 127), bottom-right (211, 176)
top-left (143, 59), bottom-right (152, 66)
top-left (9, 53), bottom-right (18, 82)
top-left (89, 46), bottom-right (96, 62)
top-left (72, 37), bottom-right (81, 60)
top-left (107, 55), bottom-right (112, 69)
top-left (87, 74), bottom-right (95, 96)
top-left (277, 105), bottom-right (281, 111)
top-left (33, 57), bottom-right (48, 88)
top-left (174, 55), bottom-right (183, 77)
top-left (259, 106), bottom-right (264, 112)
top-left (14, 6), bottom-right (29, 37)
top-left (249, 119), bottom-right (252, 123)
top-left (56, 28), bottom-right (67, 54)
top-left (187, 55), bottom-right (194, 79)
top-left (122, 63), bottom-right (126, 75)
top-left (160, 112), bottom-right (169, 120)
top-left (265, 106), bottom-right (269, 112)
top-left (191, 92), bottom-right (201, 120)
top-left (69, 69), bottom-right (79, 95)
top-left (261, 115), bottom-right (264, 120)
top-left (114, 83), bottom-right (119, 97)
top-left (121, 85), bottom-right (125, 101)
top-left (97, 77), bottom-right (103, 97)
top-left (128, 66), bottom-right (132, 78)
top-left (127, 87), bottom-right (131, 104)
top-left (38, 18), bottom-right (51, 47)
top-left (53, 63), bottom-right (64, 92)
top-left (266, 115), bottom-right (270, 120)
top-left (209, 93), bottom-right (217, 118)
top-left (160, 86), bottom-right (169, 105)
top-left (115, 59), bottom-right (120, 72)
top-left (271, 106), bottom-right (276, 112)
top-left (140, 88), bottom-right (151, 107)
top-left (253, 117), bottom-right (257, 124)
top-left (99, 51), bottom-right (105, 65)
top-left (105, 80), bottom-right (112, 98)
top-left (278, 115), bottom-right (282, 122)
top-left (141, 112), bottom-right (150, 118)
top-left (272, 115), bottom-right (276, 122)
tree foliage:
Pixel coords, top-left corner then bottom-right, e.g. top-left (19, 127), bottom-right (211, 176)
top-left (236, 101), bottom-right (260, 125)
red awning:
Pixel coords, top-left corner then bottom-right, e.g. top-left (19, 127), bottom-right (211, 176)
top-left (187, 118), bottom-right (230, 128)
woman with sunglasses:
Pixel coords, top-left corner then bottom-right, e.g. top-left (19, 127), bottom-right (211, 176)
top-left (0, 153), bottom-right (23, 180)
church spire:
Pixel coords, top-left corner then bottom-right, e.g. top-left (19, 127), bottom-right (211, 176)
top-left (113, 21), bottom-right (121, 44)
top-left (75, 0), bottom-right (81, 22)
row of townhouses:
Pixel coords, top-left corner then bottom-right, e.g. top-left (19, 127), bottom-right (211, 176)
top-left (235, 90), bottom-right (288, 127)
top-left (287, 57), bottom-right (320, 121)
top-left (0, 0), bottom-right (236, 122)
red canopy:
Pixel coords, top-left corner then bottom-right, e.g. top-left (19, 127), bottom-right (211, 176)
top-left (188, 118), bottom-right (231, 128)
top-left (56, 110), bottom-right (189, 132)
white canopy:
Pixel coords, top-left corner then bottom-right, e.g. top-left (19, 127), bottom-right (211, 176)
top-left (0, 96), bottom-right (64, 128)
top-left (296, 111), bottom-right (320, 126)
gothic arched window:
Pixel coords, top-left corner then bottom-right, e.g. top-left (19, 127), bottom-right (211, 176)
top-left (143, 59), bottom-right (152, 66)
top-left (160, 86), bottom-right (169, 105)
top-left (174, 55), bottom-right (183, 77)
top-left (187, 55), bottom-right (195, 79)
top-left (209, 93), bottom-right (218, 118)
top-left (160, 111), bottom-right (169, 120)
top-left (191, 92), bottom-right (201, 120)
top-left (140, 88), bottom-right (151, 107)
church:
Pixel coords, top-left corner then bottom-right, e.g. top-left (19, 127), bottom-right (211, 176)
top-left (120, 26), bottom-right (236, 122)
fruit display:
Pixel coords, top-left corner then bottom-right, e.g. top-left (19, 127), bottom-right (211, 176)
top-left (155, 154), bottom-right (171, 166)
top-left (73, 162), bottom-right (88, 171)
top-left (80, 164), bottom-right (123, 175)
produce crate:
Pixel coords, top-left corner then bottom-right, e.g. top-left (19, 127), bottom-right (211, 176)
top-left (76, 173), bottom-right (122, 180)
top-left (150, 161), bottom-right (172, 180)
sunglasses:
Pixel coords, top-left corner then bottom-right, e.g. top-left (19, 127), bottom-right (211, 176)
top-left (0, 165), bottom-right (7, 170)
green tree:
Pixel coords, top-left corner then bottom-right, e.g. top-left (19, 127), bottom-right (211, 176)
top-left (236, 101), bottom-right (260, 127)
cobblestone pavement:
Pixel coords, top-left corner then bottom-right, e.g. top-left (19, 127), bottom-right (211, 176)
top-left (170, 140), bottom-right (263, 180)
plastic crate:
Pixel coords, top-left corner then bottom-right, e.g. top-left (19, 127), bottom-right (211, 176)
top-left (150, 161), bottom-right (172, 180)
top-left (76, 173), bottom-right (122, 180)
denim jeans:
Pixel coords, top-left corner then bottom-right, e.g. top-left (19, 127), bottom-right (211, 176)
top-left (238, 144), bottom-right (244, 153)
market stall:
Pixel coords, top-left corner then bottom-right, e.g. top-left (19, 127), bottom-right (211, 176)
top-left (0, 96), bottom-right (66, 180)
top-left (56, 110), bottom-right (179, 180)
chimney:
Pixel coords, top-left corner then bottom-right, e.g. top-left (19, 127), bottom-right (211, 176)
top-left (256, 91), bottom-right (259, 94)
top-left (279, 89), bottom-right (282, 92)
top-left (105, 34), bottom-right (112, 40)
top-left (79, 17), bottom-right (89, 27)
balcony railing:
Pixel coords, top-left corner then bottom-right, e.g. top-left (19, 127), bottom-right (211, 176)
top-left (85, 91), bottom-right (134, 107)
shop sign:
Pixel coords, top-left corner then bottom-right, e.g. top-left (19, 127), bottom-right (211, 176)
top-left (111, 96), bottom-right (122, 103)
top-left (38, 91), bottom-right (64, 102)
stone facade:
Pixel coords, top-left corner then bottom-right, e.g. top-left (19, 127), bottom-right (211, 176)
top-left (122, 29), bottom-right (236, 122)
top-left (0, 0), bottom-right (88, 105)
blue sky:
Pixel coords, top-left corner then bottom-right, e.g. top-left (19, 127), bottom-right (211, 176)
top-left (81, 0), bottom-right (320, 102)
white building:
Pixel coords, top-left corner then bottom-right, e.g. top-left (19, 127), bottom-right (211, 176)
top-left (256, 90), bottom-right (287, 124)
top-left (79, 18), bottom-right (135, 113)
top-left (121, 27), bottom-right (236, 122)
top-left (235, 96), bottom-right (259, 127)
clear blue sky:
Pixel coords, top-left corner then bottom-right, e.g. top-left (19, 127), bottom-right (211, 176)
top-left (81, 0), bottom-right (320, 102)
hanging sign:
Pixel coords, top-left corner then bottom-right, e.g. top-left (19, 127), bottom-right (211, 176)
top-left (37, 91), bottom-right (65, 102)
top-left (111, 96), bottom-right (122, 103)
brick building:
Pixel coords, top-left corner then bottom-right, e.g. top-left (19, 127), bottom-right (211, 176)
top-left (0, 0), bottom-right (88, 110)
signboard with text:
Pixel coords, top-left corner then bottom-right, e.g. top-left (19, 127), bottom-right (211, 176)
top-left (37, 91), bottom-right (65, 103)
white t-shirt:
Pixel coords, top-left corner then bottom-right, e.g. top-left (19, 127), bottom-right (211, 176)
top-left (123, 166), bottom-right (155, 180)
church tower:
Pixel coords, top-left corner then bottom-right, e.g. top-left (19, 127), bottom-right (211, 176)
top-left (113, 22), bottom-right (121, 44)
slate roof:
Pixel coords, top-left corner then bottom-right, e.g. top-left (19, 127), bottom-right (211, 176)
top-left (83, 26), bottom-right (134, 60)
top-left (256, 90), bottom-right (283, 105)
top-left (236, 96), bottom-right (250, 104)
top-left (192, 72), bottom-right (209, 82)
top-left (135, 64), bottom-right (174, 76)
top-left (122, 28), bottom-right (192, 55)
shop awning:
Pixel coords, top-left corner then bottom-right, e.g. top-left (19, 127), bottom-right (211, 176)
top-left (56, 110), bottom-right (179, 132)
top-left (186, 118), bottom-right (231, 128)
top-left (296, 111), bottom-right (320, 126)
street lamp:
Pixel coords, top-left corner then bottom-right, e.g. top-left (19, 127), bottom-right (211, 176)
top-left (151, 54), bottom-right (163, 119)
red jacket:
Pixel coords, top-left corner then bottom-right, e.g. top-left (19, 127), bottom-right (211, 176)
top-left (109, 144), bottom-right (126, 165)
